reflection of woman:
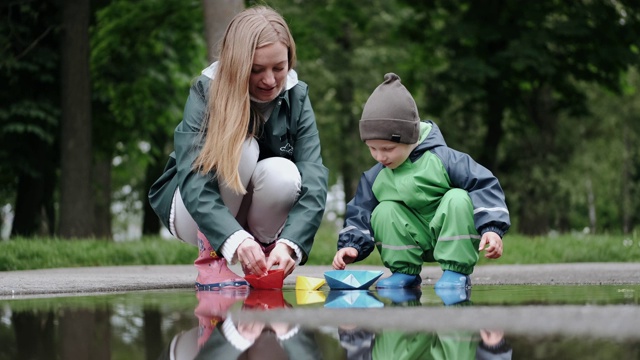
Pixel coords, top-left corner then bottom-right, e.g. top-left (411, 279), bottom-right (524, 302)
top-left (148, 5), bottom-right (328, 290)
top-left (159, 316), bottom-right (322, 360)
top-left (197, 317), bottom-right (322, 360)
top-left (161, 291), bottom-right (322, 360)
top-left (339, 328), bottom-right (512, 360)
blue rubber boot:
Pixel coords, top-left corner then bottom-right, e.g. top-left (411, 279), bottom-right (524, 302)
top-left (435, 286), bottom-right (472, 306)
top-left (375, 273), bottom-right (422, 289)
top-left (434, 270), bottom-right (471, 289)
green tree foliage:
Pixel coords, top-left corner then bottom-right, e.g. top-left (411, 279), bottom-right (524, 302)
top-left (90, 0), bottom-right (206, 238)
top-left (560, 69), bottom-right (640, 233)
top-left (0, 0), bottom-right (61, 236)
top-left (266, 0), bottom-right (640, 235)
top-left (0, 0), bottom-right (206, 239)
top-left (398, 0), bottom-right (640, 234)
top-left (264, 0), bottom-right (418, 200)
top-left (3, 0), bottom-right (639, 239)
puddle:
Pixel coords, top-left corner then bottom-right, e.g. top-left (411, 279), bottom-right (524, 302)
top-left (1, 285), bottom-right (639, 359)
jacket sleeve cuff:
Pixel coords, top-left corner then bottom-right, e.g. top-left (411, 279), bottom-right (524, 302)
top-left (220, 230), bottom-right (253, 263)
top-left (480, 226), bottom-right (505, 238)
top-left (220, 315), bottom-right (252, 351)
top-left (277, 239), bottom-right (303, 266)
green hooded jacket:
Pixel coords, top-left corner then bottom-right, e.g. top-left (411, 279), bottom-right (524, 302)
top-left (148, 71), bottom-right (328, 264)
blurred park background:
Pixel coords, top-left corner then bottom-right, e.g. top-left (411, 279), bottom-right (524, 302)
top-left (1, 0), bottom-right (640, 266)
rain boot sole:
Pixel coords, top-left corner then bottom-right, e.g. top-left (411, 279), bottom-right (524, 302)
top-left (195, 280), bottom-right (250, 291)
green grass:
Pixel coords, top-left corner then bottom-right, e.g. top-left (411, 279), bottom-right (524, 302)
top-left (0, 237), bottom-right (195, 271)
top-left (1, 224), bottom-right (639, 271)
top-left (309, 224), bottom-right (640, 266)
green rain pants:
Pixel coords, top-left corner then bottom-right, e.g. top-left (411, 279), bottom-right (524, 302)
top-left (371, 188), bottom-right (481, 275)
top-left (372, 331), bottom-right (478, 360)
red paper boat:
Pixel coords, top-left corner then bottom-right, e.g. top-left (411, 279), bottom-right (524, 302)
top-left (244, 269), bottom-right (285, 289)
top-left (243, 289), bottom-right (289, 310)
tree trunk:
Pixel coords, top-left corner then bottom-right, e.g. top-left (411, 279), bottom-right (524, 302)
top-left (59, 308), bottom-right (111, 360)
top-left (586, 177), bottom-right (597, 234)
top-left (59, 0), bottom-right (94, 238)
top-left (518, 86), bottom-right (558, 235)
top-left (11, 125), bottom-right (58, 237)
top-left (620, 122), bottom-right (632, 234)
top-left (93, 157), bottom-right (112, 239)
top-left (12, 161), bottom-right (46, 237)
top-left (480, 80), bottom-right (505, 172)
top-left (335, 22), bottom-right (362, 203)
top-left (143, 309), bottom-right (163, 360)
top-left (12, 311), bottom-right (56, 360)
top-left (142, 146), bottom-right (166, 235)
top-left (202, 0), bottom-right (244, 62)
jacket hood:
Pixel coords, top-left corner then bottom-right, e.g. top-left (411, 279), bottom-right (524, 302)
top-left (201, 61), bottom-right (299, 91)
top-left (410, 120), bottom-right (447, 162)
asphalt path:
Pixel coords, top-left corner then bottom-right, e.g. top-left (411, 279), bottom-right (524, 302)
top-left (2, 262), bottom-right (639, 299)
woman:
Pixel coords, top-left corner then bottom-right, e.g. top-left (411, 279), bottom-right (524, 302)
top-left (149, 6), bottom-right (329, 291)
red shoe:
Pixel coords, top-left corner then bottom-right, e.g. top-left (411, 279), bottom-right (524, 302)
top-left (194, 230), bottom-right (249, 291)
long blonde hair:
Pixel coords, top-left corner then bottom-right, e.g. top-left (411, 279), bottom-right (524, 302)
top-left (193, 6), bottom-right (297, 194)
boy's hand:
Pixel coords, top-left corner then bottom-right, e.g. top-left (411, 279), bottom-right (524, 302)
top-left (479, 231), bottom-right (503, 259)
top-left (480, 329), bottom-right (505, 346)
top-left (332, 247), bottom-right (359, 270)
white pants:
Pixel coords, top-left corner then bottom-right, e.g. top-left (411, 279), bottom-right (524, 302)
top-left (170, 138), bottom-right (301, 246)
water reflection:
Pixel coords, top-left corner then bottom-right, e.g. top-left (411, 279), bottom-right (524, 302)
top-left (2, 285), bottom-right (640, 359)
top-left (338, 327), bottom-right (510, 360)
top-left (168, 289), bottom-right (511, 360)
top-left (324, 290), bottom-right (384, 308)
top-left (172, 289), bottom-right (324, 359)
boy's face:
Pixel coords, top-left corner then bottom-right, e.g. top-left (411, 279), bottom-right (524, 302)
top-left (365, 139), bottom-right (415, 169)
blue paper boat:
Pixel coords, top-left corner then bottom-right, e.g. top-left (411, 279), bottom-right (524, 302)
top-left (324, 270), bottom-right (384, 290)
top-left (324, 290), bottom-right (384, 308)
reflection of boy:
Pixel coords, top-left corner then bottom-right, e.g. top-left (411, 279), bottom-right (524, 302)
top-left (338, 328), bottom-right (513, 360)
top-left (333, 73), bottom-right (510, 295)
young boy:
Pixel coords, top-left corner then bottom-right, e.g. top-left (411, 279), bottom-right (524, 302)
top-left (333, 73), bottom-right (510, 301)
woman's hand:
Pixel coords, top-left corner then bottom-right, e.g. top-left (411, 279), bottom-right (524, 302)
top-left (237, 322), bottom-right (265, 341)
top-left (237, 238), bottom-right (268, 276)
top-left (266, 243), bottom-right (296, 277)
top-left (332, 247), bottom-right (359, 270)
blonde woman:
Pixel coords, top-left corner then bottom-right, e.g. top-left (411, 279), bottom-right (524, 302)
top-left (149, 6), bottom-right (328, 291)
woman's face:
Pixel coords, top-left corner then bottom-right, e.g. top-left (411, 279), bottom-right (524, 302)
top-left (249, 42), bottom-right (289, 102)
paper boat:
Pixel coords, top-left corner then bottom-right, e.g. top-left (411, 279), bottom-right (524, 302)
top-left (323, 270), bottom-right (384, 290)
top-left (295, 276), bottom-right (326, 290)
top-left (324, 290), bottom-right (384, 308)
top-left (295, 290), bottom-right (326, 305)
top-left (244, 269), bottom-right (285, 289)
top-left (243, 289), bottom-right (289, 310)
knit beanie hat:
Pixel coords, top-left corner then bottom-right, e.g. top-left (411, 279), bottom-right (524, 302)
top-left (359, 73), bottom-right (420, 144)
